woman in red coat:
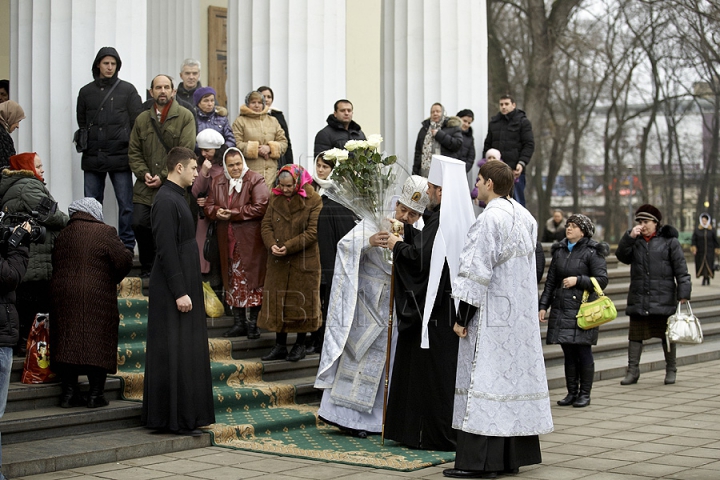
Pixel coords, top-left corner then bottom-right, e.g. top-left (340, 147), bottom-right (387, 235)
top-left (204, 147), bottom-right (269, 338)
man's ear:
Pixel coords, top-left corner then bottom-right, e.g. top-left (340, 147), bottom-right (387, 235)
top-left (147, 89), bottom-right (153, 98)
top-left (172, 89), bottom-right (178, 98)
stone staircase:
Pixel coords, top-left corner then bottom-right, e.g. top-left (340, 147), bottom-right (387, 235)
top-left (2, 252), bottom-right (720, 478)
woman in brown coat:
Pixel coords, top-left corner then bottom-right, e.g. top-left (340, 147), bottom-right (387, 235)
top-left (258, 164), bottom-right (322, 362)
top-left (231, 91), bottom-right (288, 187)
top-left (50, 198), bottom-right (133, 408)
top-left (204, 147), bottom-right (269, 339)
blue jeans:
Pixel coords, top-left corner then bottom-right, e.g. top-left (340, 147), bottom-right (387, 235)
top-left (0, 346), bottom-right (12, 468)
top-left (513, 173), bottom-right (526, 207)
top-left (84, 170), bottom-right (135, 249)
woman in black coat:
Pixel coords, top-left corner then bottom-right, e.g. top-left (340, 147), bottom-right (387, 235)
top-left (539, 214), bottom-right (608, 408)
top-left (615, 204), bottom-right (691, 386)
top-left (691, 213), bottom-right (718, 285)
top-left (412, 103), bottom-right (463, 177)
top-left (455, 109), bottom-right (476, 173)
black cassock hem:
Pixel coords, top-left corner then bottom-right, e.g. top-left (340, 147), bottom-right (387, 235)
top-left (454, 430), bottom-right (542, 472)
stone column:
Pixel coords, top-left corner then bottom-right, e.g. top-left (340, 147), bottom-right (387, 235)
top-left (381, 0), bottom-right (487, 178)
top-left (10, 0), bottom-right (148, 217)
top-left (226, 0), bottom-right (347, 168)
top-left (146, 0), bottom-right (201, 82)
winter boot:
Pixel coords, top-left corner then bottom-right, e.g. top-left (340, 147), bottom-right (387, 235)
top-left (573, 363), bottom-right (594, 408)
top-left (246, 306), bottom-right (261, 340)
top-left (59, 372), bottom-right (85, 408)
top-left (557, 361), bottom-right (579, 406)
top-left (223, 307), bottom-right (247, 337)
top-left (663, 339), bottom-right (677, 385)
top-left (286, 343), bottom-right (307, 362)
top-left (262, 344), bottom-right (288, 361)
top-left (87, 370), bottom-right (109, 408)
top-left (620, 341), bottom-right (643, 385)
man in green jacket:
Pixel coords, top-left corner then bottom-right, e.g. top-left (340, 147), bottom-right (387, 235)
top-left (129, 74), bottom-right (196, 275)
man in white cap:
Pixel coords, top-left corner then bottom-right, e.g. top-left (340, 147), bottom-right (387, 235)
top-left (385, 156), bottom-right (475, 451)
top-left (315, 175), bottom-right (430, 438)
top-left (444, 160), bottom-right (552, 478)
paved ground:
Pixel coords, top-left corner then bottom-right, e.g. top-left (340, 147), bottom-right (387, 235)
top-left (16, 358), bottom-right (720, 480)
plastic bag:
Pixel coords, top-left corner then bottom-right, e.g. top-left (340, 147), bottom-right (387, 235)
top-left (203, 282), bottom-right (224, 318)
top-left (22, 313), bottom-right (55, 384)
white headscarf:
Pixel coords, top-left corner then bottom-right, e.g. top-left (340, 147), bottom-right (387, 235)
top-left (223, 147), bottom-right (249, 194)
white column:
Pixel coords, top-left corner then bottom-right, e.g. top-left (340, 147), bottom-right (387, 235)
top-left (146, 0), bottom-right (201, 83)
top-left (381, 0), bottom-right (487, 178)
top-left (10, 0), bottom-right (148, 219)
top-left (227, 0), bottom-right (347, 169)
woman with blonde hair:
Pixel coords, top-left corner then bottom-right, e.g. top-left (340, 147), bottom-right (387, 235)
top-left (231, 91), bottom-right (287, 186)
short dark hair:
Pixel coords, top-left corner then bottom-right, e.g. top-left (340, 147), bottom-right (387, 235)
top-left (166, 146), bottom-right (196, 171)
top-left (499, 94), bottom-right (515, 104)
top-left (479, 161), bottom-right (514, 197)
top-left (151, 74), bottom-right (174, 91)
top-left (257, 86), bottom-right (274, 99)
top-left (0, 79), bottom-right (9, 95)
top-left (334, 99), bottom-right (353, 111)
top-left (456, 109), bottom-right (474, 119)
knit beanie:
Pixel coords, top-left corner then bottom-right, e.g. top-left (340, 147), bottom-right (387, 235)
top-left (193, 86), bottom-right (216, 107)
top-left (634, 204), bottom-right (662, 224)
top-left (566, 213), bottom-right (595, 238)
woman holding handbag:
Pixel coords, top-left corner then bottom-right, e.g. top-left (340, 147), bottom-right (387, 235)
top-left (539, 214), bottom-right (609, 408)
top-left (615, 204), bottom-right (692, 386)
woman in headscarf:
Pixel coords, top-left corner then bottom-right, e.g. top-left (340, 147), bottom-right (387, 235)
top-left (308, 152), bottom-right (357, 355)
top-left (204, 147), bottom-right (269, 339)
top-left (412, 102), bottom-right (463, 177)
top-left (539, 214), bottom-right (609, 408)
top-left (691, 213), bottom-right (719, 286)
top-left (50, 198), bottom-right (133, 408)
top-left (615, 204), bottom-right (691, 386)
top-left (0, 101), bottom-right (26, 170)
top-left (258, 165), bottom-right (322, 362)
top-left (231, 91), bottom-right (288, 187)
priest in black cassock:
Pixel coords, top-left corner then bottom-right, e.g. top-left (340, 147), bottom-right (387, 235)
top-left (142, 146), bottom-right (215, 435)
top-left (385, 155), bottom-right (475, 451)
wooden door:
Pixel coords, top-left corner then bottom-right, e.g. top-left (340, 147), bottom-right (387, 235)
top-left (208, 6), bottom-right (228, 108)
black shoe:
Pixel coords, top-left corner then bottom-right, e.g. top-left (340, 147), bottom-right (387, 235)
top-left (246, 306), bottom-right (261, 340)
top-left (175, 429), bottom-right (203, 437)
top-left (286, 344), bottom-right (306, 362)
top-left (443, 469), bottom-right (497, 478)
top-left (59, 382), bottom-right (86, 408)
top-left (87, 394), bottom-right (109, 408)
top-left (261, 344), bottom-right (288, 361)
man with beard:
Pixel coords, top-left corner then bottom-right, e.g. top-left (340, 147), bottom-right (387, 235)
top-left (142, 147), bottom-right (215, 435)
top-left (384, 156), bottom-right (475, 451)
top-left (128, 74), bottom-right (195, 275)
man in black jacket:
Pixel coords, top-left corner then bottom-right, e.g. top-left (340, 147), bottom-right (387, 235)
top-left (482, 95), bottom-right (534, 206)
top-left (76, 47), bottom-right (143, 251)
top-left (176, 58), bottom-right (202, 109)
top-left (313, 99), bottom-right (366, 157)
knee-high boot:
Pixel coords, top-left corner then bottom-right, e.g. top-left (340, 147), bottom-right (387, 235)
top-left (663, 339), bottom-right (677, 384)
top-left (557, 361), bottom-right (579, 406)
top-left (223, 307), bottom-right (247, 337)
top-left (620, 341), bottom-right (643, 385)
top-left (59, 366), bottom-right (85, 408)
top-left (87, 369), bottom-right (109, 408)
top-left (246, 306), bottom-right (261, 340)
top-left (573, 363), bottom-right (594, 407)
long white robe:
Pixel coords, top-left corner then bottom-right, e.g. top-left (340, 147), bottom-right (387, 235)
top-left (315, 220), bottom-right (396, 432)
top-left (451, 197), bottom-right (554, 437)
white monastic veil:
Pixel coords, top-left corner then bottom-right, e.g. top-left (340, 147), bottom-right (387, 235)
top-left (421, 155), bottom-right (475, 349)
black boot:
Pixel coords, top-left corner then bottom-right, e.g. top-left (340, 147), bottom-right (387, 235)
top-left (663, 339), bottom-right (677, 384)
top-left (573, 363), bottom-right (594, 408)
top-left (620, 341), bottom-right (642, 385)
top-left (557, 362), bottom-right (579, 406)
top-left (262, 344), bottom-right (288, 361)
top-left (59, 372), bottom-right (85, 408)
top-left (286, 343), bottom-right (306, 362)
top-left (246, 306), bottom-right (261, 340)
top-left (223, 308), bottom-right (247, 337)
top-left (87, 370), bottom-right (109, 408)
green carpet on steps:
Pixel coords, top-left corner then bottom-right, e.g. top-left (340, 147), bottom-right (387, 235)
top-left (113, 278), bottom-right (456, 471)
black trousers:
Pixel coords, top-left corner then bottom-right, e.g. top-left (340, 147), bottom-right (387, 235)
top-left (454, 430), bottom-right (542, 472)
top-left (132, 203), bottom-right (155, 271)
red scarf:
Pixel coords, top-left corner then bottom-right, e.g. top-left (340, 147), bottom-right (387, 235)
top-left (642, 231), bottom-right (657, 242)
top-left (155, 99), bottom-right (173, 124)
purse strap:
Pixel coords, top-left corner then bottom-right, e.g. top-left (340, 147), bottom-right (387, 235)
top-left (581, 277), bottom-right (605, 303)
top-left (677, 300), bottom-right (694, 318)
top-left (86, 79), bottom-right (121, 128)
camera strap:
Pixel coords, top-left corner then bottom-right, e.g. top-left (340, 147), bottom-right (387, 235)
top-left (86, 79), bottom-right (121, 129)
top-left (150, 119), bottom-right (172, 154)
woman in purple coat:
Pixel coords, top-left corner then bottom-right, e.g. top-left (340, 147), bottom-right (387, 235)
top-left (194, 86), bottom-right (235, 147)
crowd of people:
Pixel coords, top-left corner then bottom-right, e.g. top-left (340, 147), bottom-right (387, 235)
top-left (0, 47), bottom-right (712, 479)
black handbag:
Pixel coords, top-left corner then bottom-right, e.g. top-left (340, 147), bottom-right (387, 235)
top-left (203, 221), bottom-right (219, 263)
top-left (73, 79), bottom-right (121, 153)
